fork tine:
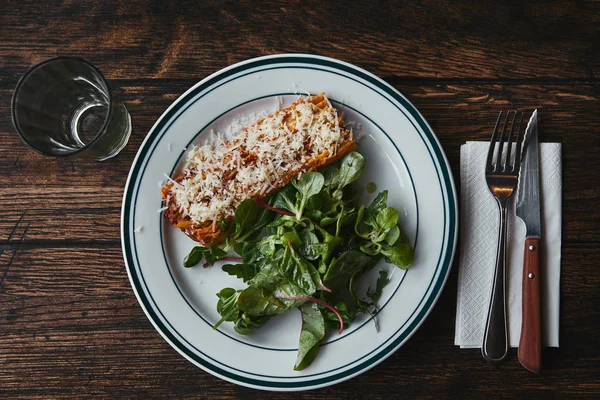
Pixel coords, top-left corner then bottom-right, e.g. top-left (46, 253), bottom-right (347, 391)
top-left (494, 111), bottom-right (510, 171)
top-left (503, 111), bottom-right (518, 171)
top-left (512, 112), bottom-right (525, 171)
top-left (486, 111), bottom-right (504, 171)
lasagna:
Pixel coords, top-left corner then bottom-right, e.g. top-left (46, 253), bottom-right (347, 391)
top-left (161, 93), bottom-right (356, 246)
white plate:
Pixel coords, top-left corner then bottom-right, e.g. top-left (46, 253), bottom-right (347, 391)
top-left (121, 54), bottom-right (457, 391)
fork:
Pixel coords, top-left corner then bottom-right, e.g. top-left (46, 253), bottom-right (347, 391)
top-left (482, 110), bottom-right (524, 363)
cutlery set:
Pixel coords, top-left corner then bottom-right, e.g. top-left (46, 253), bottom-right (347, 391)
top-left (482, 110), bottom-right (542, 373)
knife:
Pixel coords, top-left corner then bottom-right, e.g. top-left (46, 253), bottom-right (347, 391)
top-left (515, 109), bottom-right (542, 373)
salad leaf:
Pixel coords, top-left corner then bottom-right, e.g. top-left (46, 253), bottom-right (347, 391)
top-left (294, 303), bottom-right (325, 371)
top-left (280, 228), bottom-right (302, 248)
top-left (219, 218), bottom-right (232, 234)
top-left (367, 270), bottom-right (390, 305)
top-left (332, 152), bottom-right (364, 198)
top-left (376, 207), bottom-right (399, 231)
top-left (234, 313), bottom-right (271, 335)
top-left (321, 164), bottom-right (340, 190)
top-left (183, 245), bottom-right (227, 268)
top-left (234, 199), bottom-right (261, 238)
top-left (359, 241), bottom-right (382, 256)
top-left (306, 190), bottom-right (335, 214)
top-left (233, 199), bottom-right (275, 241)
top-left (293, 172), bottom-right (325, 219)
top-left (214, 288), bottom-right (241, 329)
top-left (279, 245), bottom-right (318, 295)
top-left (273, 185), bottom-right (299, 215)
top-left (381, 239), bottom-right (414, 269)
top-left (354, 205), bottom-right (371, 239)
top-left (193, 151), bottom-right (414, 370)
top-left (256, 235), bottom-right (278, 257)
top-left (312, 225), bottom-right (343, 271)
top-left (384, 226), bottom-right (400, 246)
top-left (368, 190), bottom-right (389, 214)
top-left (235, 248), bottom-right (316, 317)
top-left (222, 263), bottom-right (256, 283)
top-left (298, 225), bottom-right (319, 260)
top-left (238, 241), bottom-right (261, 264)
top-left (237, 285), bottom-right (290, 316)
top-left (288, 245), bottom-right (327, 293)
top-left (323, 250), bottom-right (373, 288)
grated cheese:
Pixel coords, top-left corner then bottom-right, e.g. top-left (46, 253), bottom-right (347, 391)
top-left (167, 95), bottom-right (352, 226)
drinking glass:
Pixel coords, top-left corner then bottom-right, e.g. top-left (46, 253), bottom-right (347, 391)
top-left (11, 57), bottom-right (131, 161)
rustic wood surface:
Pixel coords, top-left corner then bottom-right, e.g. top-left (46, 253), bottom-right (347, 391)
top-left (1, 1), bottom-right (599, 398)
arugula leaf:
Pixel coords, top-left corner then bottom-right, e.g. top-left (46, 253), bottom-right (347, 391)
top-left (205, 246), bottom-right (228, 265)
top-left (367, 270), bottom-right (390, 305)
top-left (294, 303), bottom-right (325, 371)
top-left (222, 263), bottom-right (256, 283)
top-left (293, 172), bottom-right (324, 219)
top-left (320, 251), bottom-right (376, 329)
top-left (238, 241), bottom-right (259, 263)
top-left (183, 245), bottom-right (227, 268)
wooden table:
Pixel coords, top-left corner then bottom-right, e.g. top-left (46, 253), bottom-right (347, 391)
top-left (1, 1), bottom-right (599, 398)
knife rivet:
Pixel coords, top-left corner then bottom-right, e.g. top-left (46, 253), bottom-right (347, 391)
top-left (529, 245), bottom-right (535, 251)
top-left (528, 273), bottom-right (535, 279)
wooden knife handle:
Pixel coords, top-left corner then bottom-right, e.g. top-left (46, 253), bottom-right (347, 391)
top-left (518, 237), bottom-right (542, 373)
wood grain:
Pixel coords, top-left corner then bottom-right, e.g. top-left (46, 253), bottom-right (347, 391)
top-left (0, 83), bottom-right (599, 244)
top-left (1, 0), bottom-right (600, 397)
top-left (518, 237), bottom-right (542, 373)
top-left (1, 0), bottom-right (599, 81)
top-left (0, 246), bottom-right (599, 398)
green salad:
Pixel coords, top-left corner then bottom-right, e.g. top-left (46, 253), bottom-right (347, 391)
top-left (183, 151), bottom-right (414, 370)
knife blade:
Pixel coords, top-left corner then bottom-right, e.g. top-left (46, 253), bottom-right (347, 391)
top-left (516, 109), bottom-right (542, 373)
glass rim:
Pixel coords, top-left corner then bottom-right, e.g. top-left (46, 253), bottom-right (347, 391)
top-left (11, 56), bottom-right (114, 157)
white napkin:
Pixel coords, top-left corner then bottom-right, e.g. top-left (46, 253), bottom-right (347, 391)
top-left (455, 141), bottom-right (562, 348)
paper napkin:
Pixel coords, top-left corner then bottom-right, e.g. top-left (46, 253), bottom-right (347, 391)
top-left (455, 141), bottom-right (562, 348)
